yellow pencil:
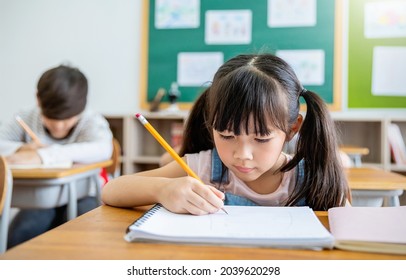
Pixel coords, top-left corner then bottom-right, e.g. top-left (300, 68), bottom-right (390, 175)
top-left (15, 115), bottom-right (42, 145)
top-left (135, 113), bottom-right (228, 214)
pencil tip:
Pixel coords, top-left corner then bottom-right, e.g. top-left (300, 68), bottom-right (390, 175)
top-left (135, 113), bottom-right (141, 118)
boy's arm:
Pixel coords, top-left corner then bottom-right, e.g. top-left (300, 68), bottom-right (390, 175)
top-left (38, 113), bottom-right (113, 164)
top-left (37, 140), bottom-right (112, 164)
top-left (0, 117), bottom-right (25, 156)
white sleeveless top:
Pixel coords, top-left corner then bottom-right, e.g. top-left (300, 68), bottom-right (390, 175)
top-left (186, 150), bottom-right (298, 206)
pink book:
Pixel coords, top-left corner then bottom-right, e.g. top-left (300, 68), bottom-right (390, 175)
top-left (328, 206), bottom-right (406, 254)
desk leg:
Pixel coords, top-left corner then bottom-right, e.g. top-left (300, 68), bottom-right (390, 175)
top-left (383, 190), bottom-right (403, 207)
top-left (349, 155), bottom-right (362, 167)
top-left (67, 182), bottom-right (78, 220)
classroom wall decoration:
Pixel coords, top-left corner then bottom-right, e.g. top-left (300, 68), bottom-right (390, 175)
top-left (348, 0), bottom-right (406, 108)
top-left (140, 0), bottom-right (342, 110)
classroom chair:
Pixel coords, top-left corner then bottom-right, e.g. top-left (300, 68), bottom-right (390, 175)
top-left (94, 138), bottom-right (122, 205)
top-left (105, 138), bottom-right (121, 179)
top-left (0, 156), bottom-right (13, 253)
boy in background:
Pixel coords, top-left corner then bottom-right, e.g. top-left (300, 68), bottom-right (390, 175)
top-left (0, 65), bottom-right (113, 248)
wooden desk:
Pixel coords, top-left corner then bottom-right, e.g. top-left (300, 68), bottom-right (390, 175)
top-left (11, 160), bottom-right (112, 220)
top-left (1, 205), bottom-right (404, 260)
top-left (340, 146), bottom-right (370, 167)
top-left (347, 167), bottom-right (406, 206)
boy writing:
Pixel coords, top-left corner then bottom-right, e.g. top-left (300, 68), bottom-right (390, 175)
top-left (0, 64), bottom-right (113, 248)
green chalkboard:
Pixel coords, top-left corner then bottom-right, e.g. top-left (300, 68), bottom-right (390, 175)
top-left (348, 0), bottom-right (406, 108)
top-left (140, 0), bottom-right (341, 110)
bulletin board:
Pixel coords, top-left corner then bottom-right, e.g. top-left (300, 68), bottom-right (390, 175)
top-left (140, 0), bottom-right (342, 110)
top-left (348, 0), bottom-right (406, 108)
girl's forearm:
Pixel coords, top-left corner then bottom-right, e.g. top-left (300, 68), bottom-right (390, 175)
top-left (101, 175), bottom-right (170, 207)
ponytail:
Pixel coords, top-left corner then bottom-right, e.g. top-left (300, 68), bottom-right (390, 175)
top-left (179, 88), bottom-right (214, 156)
top-left (282, 89), bottom-right (349, 210)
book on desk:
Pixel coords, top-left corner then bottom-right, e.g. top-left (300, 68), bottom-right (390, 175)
top-left (125, 204), bottom-right (406, 254)
top-left (125, 204), bottom-right (335, 250)
top-left (328, 206), bottom-right (406, 255)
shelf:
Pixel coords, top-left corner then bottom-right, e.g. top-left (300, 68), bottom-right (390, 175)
top-left (105, 113), bottom-right (406, 175)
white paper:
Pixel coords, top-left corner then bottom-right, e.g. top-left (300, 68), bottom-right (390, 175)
top-left (126, 205), bottom-right (334, 250)
top-left (372, 46), bottom-right (406, 96)
top-left (10, 161), bottom-right (73, 169)
top-left (365, 1), bottom-right (406, 38)
top-left (276, 49), bottom-right (325, 86)
top-left (268, 0), bottom-right (316, 27)
top-left (155, 0), bottom-right (200, 29)
top-left (177, 52), bottom-right (223, 86)
top-left (205, 10), bottom-right (252, 45)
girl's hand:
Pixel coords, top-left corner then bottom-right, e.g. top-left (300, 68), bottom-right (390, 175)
top-left (157, 176), bottom-right (225, 215)
top-left (6, 150), bottom-right (42, 165)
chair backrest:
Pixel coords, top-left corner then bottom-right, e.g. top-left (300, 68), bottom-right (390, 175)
top-left (105, 138), bottom-right (121, 178)
top-left (0, 156), bottom-right (13, 253)
top-left (0, 156), bottom-right (8, 216)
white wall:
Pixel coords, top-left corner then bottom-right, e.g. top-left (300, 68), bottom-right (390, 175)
top-left (0, 0), bottom-right (142, 123)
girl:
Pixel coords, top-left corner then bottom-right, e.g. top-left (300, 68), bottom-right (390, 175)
top-left (102, 53), bottom-right (350, 214)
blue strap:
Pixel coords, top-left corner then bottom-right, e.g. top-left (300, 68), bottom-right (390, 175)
top-left (296, 159), bottom-right (305, 185)
top-left (295, 159), bottom-right (307, 206)
top-left (211, 149), bottom-right (307, 206)
top-left (211, 148), bottom-right (228, 183)
top-left (224, 193), bottom-right (259, 206)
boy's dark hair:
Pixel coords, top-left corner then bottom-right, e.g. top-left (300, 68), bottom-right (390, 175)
top-left (181, 53), bottom-right (350, 211)
top-left (37, 65), bottom-right (88, 120)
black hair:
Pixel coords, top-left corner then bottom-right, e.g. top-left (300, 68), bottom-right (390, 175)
top-left (37, 65), bottom-right (88, 119)
top-left (180, 53), bottom-right (349, 210)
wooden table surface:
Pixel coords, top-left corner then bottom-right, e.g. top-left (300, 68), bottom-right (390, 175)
top-left (11, 160), bottom-right (113, 179)
top-left (1, 205), bottom-right (405, 260)
top-left (346, 167), bottom-right (406, 190)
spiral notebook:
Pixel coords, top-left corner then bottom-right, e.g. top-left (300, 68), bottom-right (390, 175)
top-left (124, 204), bottom-right (334, 250)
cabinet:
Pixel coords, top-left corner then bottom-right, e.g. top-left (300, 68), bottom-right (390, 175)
top-left (388, 117), bottom-right (406, 173)
top-left (106, 112), bottom-right (406, 175)
top-left (106, 112), bottom-right (189, 175)
top-left (331, 112), bottom-right (406, 173)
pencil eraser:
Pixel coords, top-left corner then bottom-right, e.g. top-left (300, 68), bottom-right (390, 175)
top-left (135, 113), bottom-right (141, 118)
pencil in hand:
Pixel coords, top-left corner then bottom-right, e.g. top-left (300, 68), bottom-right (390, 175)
top-left (15, 115), bottom-right (42, 145)
top-left (135, 113), bottom-right (228, 214)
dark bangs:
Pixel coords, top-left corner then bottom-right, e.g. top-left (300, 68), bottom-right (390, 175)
top-left (208, 66), bottom-right (289, 135)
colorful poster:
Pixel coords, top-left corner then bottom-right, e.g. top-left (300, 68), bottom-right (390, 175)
top-left (276, 49), bottom-right (325, 86)
top-left (177, 52), bottom-right (224, 86)
top-left (372, 46), bottom-right (406, 96)
top-left (268, 0), bottom-right (317, 27)
top-left (205, 10), bottom-right (252, 44)
top-left (155, 0), bottom-right (200, 29)
top-left (365, 1), bottom-right (406, 38)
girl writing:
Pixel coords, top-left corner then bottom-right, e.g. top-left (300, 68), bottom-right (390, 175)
top-left (102, 53), bottom-right (350, 214)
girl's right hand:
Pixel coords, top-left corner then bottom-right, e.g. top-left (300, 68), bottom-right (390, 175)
top-left (17, 142), bottom-right (45, 151)
top-left (157, 176), bottom-right (225, 215)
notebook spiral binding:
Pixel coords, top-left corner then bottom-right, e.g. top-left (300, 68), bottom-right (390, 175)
top-left (132, 204), bottom-right (163, 228)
